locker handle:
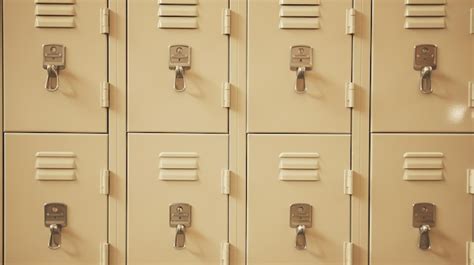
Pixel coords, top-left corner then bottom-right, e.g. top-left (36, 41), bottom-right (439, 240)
top-left (295, 67), bottom-right (307, 93)
top-left (45, 64), bottom-right (61, 92)
top-left (419, 224), bottom-right (431, 250)
top-left (295, 225), bottom-right (307, 250)
top-left (42, 44), bottom-right (66, 92)
top-left (48, 224), bottom-right (62, 250)
top-left (174, 224), bottom-right (186, 249)
top-left (420, 66), bottom-right (433, 94)
top-left (174, 66), bottom-right (186, 92)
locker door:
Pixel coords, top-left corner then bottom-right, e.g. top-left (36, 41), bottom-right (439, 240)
top-left (128, 134), bottom-right (228, 264)
top-left (248, 134), bottom-right (350, 264)
top-left (248, 0), bottom-right (352, 133)
top-left (4, 0), bottom-right (108, 133)
top-left (4, 134), bottom-right (108, 265)
top-left (372, 1), bottom-right (474, 132)
top-left (371, 134), bottom-right (474, 265)
top-left (128, 0), bottom-right (229, 133)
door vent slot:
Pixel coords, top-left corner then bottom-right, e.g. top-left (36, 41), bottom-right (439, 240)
top-left (404, 0), bottom-right (446, 29)
top-left (35, 152), bottom-right (76, 181)
top-left (279, 152), bottom-right (320, 181)
top-left (158, 0), bottom-right (199, 29)
top-left (159, 152), bottom-right (199, 181)
top-left (403, 152), bottom-right (444, 181)
top-left (35, 0), bottom-right (76, 28)
top-left (279, 0), bottom-right (321, 29)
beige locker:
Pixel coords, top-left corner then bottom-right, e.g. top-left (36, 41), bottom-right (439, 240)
top-left (247, 134), bottom-right (351, 264)
top-left (372, 0), bottom-right (474, 132)
top-left (128, 134), bottom-right (228, 264)
top-left (371, 134), bottom-right (474, 265)
top-left (4, 133), bottom-right (108, 265)
top-left (128, 0), bottom-right (229, 133)
top-left (3, 0), bottom-right (108, 133)
top-left (247, 1), bottom-right (352, 133)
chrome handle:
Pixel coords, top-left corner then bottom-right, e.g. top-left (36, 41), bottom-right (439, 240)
top-left (295, 225), bottom-right (306, 250)
top-left (174, 66), bottom-right (186, 92)
top-left (420, 66), bottom-right (433, 94)
top-left (295, 67), bottom-right (307, 93)
top-left (45, 65), bottom-right (60, 92)
top-left (48, 224), bottom-right (62, 250)
top-left (174, 224), bottom-right (186, 249)
top-left (419, 224), bottom-right (431, 250)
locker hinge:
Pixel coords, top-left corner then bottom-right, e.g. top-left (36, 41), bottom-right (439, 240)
top-left (100, 242), bottom-right (110, 265)
top-left (222, 82), bottom-right (231, 108)
top-left (221, 169), bottom-right (231, 195)
top-left (469, 82), bottom-right (474, 108)
top-left (101, 81), bottom-right (110, 108)
top-left (220, 241), bottom-right (230, 265)
top-left (470, 8), bottom-right (474, 34)
top-left (344, 169), bottom-right (354, 195)
top-left (467, 242), bottom-right (474, 265)
top-left (222, 8), bottom-right (231, 35)
top-left (343, 242), bottom-right (353, 265)
top-left (100, 8), bottom-right (110, 34)
top-left (345, 82), bottom-right (355, 108)
top-left (345, 8), bottom-right (356, 35)
top-left (467, 169), bottom-right (474, 194)
top-left (100, 169), bottom-right (110, 195)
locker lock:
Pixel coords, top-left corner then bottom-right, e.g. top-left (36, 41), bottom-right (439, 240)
top-left (44, 203), bottom-right (67, 250)
top-left (290, 203), bottom-right (312, 250)
top-left (414, 44), bottom-right (437, 94)
top-left (169, 203), bottom-right (192, 249)
top-left (169, 45), bottom-right (191, 92)
top-left (43, 44), bottom-right (66, 92)
top-left (413, 203), bottom-right (436, 250)
top-left (290, 45), bottom-right (313, 93)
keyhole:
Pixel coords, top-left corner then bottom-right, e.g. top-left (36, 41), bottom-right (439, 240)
top-left (52, 207), bottom-right (59, 213)
top-left (50, 46), bottom-right (57, 53)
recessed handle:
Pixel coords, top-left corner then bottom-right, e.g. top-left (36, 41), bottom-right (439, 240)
top-left (48, 224), bottom-right (62, 250)
top-left (295, 225), bottom-right (307, 250)
top-left (174, 66), bottom-right (186, 92)
top-left (419, 224), bottom-right (431, 250)
top-left (295, 67), bottom-right (307, 93)
top-left (420, 66), bottom-right (433, 94)
top-left (174, 224), bottom-right (186, 249)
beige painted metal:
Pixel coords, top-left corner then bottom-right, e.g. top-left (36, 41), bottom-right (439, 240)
top-left (128, 134), bottom-right (228, 264)
top-left (3, 0), bottom-right (107, 133)
top-left (248, 0), bottom-right (352, 133)
top-left (248, 134), bottom-right (350, 264)
top-left (371, 134), bottom-right (474, 265)
top-left (4, 133), bottom-right (108, 265)
top-left (372, 0), bottom-right (474, 132)
top-left (128, 0), bottom-right (228, 133)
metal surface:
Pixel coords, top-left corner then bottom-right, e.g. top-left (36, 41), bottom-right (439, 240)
top-left (290, 45), bottom-right (313, 93)
top-left (169, 45), bottom-right (191, 92)
top-left (169, 203), bottom-right (192, 249)
top-left (44, 203), bottom-right (67, 250)
top-left (290, 203), bottom-right (312, 250)
top-left (413, 44), bottom-right (437, 94)
top-left (42, 44), bottom-right (65, 92)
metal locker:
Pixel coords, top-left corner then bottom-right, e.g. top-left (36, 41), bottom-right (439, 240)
top-left (372, 0), bottom-right (474, 132)
top-left (247, 134), bottom-right (351, 264)
top-left (247, 0), bottom-right (353, 133)
top-left (4, 133), bottom-right (108, 265)
top-left (3, 0), bottom-right (108, 133)
top-left (127, 134), bottom-right (229, 264)
top-left (128, 0), bottom-right (229, 133)
top-left (371, 134), bottom-right (474, 264)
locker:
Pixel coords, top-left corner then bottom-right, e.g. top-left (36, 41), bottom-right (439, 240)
top-left (372, 0), bottom-right (474, 132)
top-left (3, 0), bottom-right (108, 133)
top-left (371, 134), bottom-right (474, 265)
top-left (128, 0), bottom-right (229, 133)
top-left (247, 134), bottom-right (351, 264)
top-left (4, 133), bottom-right (108, 265)
top-left (128, 134), bottom-right (228, 264)
top-left (247, 0), bottom-right (352, 133)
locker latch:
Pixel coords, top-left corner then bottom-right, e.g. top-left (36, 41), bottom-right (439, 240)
top-left (290, 45), bottom-right (313, 93)
top-left (413, 202), bottom-right (436, 250)
top-left (43, 44), bottom-right (66, 92)
top-left (169, 45), bottom-right (191, 92)
top-left (290, 203), bottom-right (312, 250)
top-left (44, 203), bottom-right (67, 250)
top-left (414, 44), bottom-right (437, 94)
top-left (169, 203), bottom-right (192, 249)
